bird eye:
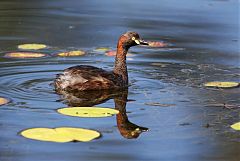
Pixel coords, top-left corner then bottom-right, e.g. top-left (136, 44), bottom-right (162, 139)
top-left (132, 37), bottom-right (136, 40)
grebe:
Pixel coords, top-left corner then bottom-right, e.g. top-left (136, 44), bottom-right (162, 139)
top-left (54, 31), bottom-right (148, 91)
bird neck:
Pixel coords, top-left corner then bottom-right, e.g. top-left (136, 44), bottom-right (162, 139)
top-left (113, 44), bottom-right (129, 84)
top-left (114, 90), bottom-right (129, 129)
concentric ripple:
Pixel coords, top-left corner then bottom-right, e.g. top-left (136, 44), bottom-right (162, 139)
top-left (0, 65), bottom-right (58, 108)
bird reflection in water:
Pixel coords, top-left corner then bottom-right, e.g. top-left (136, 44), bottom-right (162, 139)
top-left (56, 89), bottom-right (148, 139)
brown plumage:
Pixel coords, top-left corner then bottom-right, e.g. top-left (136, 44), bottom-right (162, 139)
top-left (54, 31), bottom-right (148, 91)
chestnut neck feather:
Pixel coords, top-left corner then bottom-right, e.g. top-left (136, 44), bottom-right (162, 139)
top-left (113, 39), bottom-right (129, 85)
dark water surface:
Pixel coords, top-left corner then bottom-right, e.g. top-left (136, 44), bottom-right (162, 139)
top-left (0, 0), bottom-right (239, 161)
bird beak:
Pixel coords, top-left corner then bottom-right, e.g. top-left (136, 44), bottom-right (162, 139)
top-left (135, 39), bottom-right (149, 45)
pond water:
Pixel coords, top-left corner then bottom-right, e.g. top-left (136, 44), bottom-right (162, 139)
top-left (0, 0), bottom-right (239, 161)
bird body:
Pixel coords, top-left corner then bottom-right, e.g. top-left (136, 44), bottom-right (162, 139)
top-left (55, 65), bottom-right (125, 91)
top-left (54, 31), bottom-right (148, 91)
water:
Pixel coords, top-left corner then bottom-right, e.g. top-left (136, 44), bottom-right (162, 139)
top-left (0, 0), bottom-right (239, 161)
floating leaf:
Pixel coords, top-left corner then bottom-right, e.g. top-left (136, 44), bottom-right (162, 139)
top-left (56, 127), bottom-right (100, 142)
top-left (105, 50), bottom-right (134, 57)
top-left (0, 97), bottom-right (9, 106)
top-left (94, 47), bottom-right (111, 52)
top-left (5, 52), bottom-right (46, 58)
top-left (21, 128), bottom-right (70, 143)
top-left (57, 107), bottom-right (119, 118)
top-left (204, 81), bottom-right (239, 88)
top-left (18, 44), bottom-right (47, 50)
top-left (20, 127), bottom-right (100, 142)
top-left (147, 41), bottom-right (168, 47)
top-left (231, 122), bottom-right (240, 130)
top-left (57, 50), bottom-right (85, 57)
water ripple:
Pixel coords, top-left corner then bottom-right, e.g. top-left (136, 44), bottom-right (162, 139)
top-left (0, 67), bottom-right (57, 103)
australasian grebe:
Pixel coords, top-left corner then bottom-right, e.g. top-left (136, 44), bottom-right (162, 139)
top-left (54, 31), bottom-right (148, 91)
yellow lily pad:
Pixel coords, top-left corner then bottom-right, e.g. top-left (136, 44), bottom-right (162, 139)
top-left (20, 127), bottom-right (100, 142)
top-left (231, 122), bottom-right (240, 130)
top-left (204, 81), bottom-right (239, 88)
top-left (57, 50), bottom-right (86, 57)
top-left (94, 47), bottom-right (111, 52)
top-left (18, 44), bottom-right (47, 50)
top-left (57, 107), bottom-right (119, 118)
top-left (5, 52), bottom-right (46, 58)
top-left (0, 97), bottom-right (9, 106)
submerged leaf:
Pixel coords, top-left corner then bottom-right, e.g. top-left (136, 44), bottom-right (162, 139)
top-left (18, 44), bottom-right (47, 50)
top-left (5, 52), bottom-right (46, 58)
top-left (0, 97), bottom-right (9, 106)
top-left (147, 41), bottom-right (168, 47)
top-left (105, 50), bottom-right (134, 57)
top-left (57, 50), bottom-right (85, 57)
top-left (105, 50), bottom-right (117, 56)
top-left (20, 127), bottom-right (100, 142)
top-left (151, 63), bottom-right (168, 67)
top-left (204, 81), bottom-right (239, 88)
top-left (57, 107), bottom-right (119, 117)
top-left (231, 122), bottom-right (240, 130)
